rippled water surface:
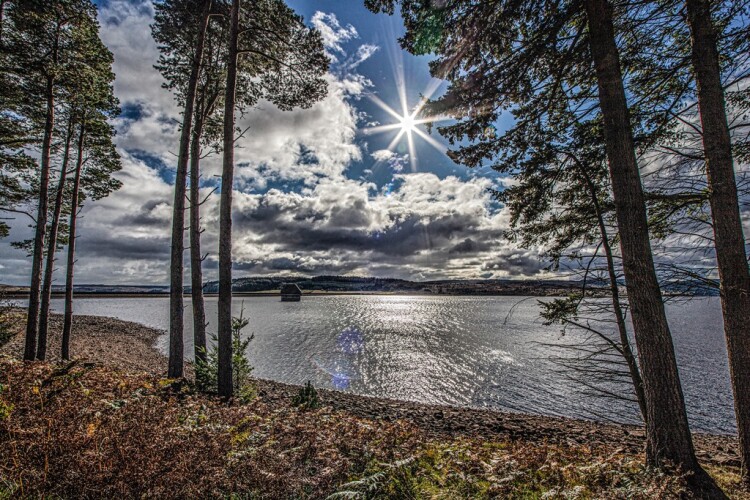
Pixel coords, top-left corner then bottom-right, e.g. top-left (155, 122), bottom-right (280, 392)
top-left (42, 295), bottom-right (733, 433)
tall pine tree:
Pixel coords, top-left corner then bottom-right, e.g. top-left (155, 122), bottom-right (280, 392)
top-left (216, 0), bottom-right (328, 397)
top-left (3, 0), bottom-right (101, 360)
top-left (153, 0), bottom-right (213, 379)
top-left (365, 0), bottom-right (726, 494)
top-left (683, 0), bottom-right (750, 484)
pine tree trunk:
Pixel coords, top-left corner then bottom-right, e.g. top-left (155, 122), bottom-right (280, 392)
top-left (0, 0), bottom-right (7, 46)
top-left (24, 74), bottom-right (55, 361)
top-left (37, 118), bottom-right (74, 360)
top-left (599, 216), bottom-right (647, 423)
top-left (218, 0), bottom-right (241, 398)
top-left (685, 0), bottom-right (750, 485)
top-left (61, 121), bottom-right (85, 361)
top-left (582, 0), bottom-right (724, 496)
top-left (190, 112), bottom-right (207, 365)
top-left (167, 0), bottom-right (211, 379)
top-left (578, 162), bottom-right (647, 422)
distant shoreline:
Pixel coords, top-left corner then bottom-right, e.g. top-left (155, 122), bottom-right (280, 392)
top-left (3, 290), bottom-right (570, 299)
top-left (2, 290), bottom-right (715, 299)
top-left (0, 276), bottom-right (605, 299)
top-left (5, 290), bottom-right (435, 299)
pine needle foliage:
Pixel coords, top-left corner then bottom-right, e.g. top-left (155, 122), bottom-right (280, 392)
top-left (195, 310), bottom-right (256, 402)
top-left (292, 380), bottom-right (321, 410)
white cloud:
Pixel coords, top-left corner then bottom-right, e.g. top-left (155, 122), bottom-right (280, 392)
top-left (311, 12), bottom-right (359, 59)
top-left (343, 44), bottom-right (380, 72)
top-left (371, 149), bottom-right (395, 162)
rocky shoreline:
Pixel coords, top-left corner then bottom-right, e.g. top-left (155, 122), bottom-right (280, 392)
top-left (1, 312), bottom-right (740, 468)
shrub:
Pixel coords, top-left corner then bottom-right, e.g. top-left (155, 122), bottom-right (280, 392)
top-left (0, 477), bottom-right (18, 499)
top-left (326, 457), bottom-right (417, 499)
top-left (292, 380), bottom-right (321, 410)
top-left (0, 293), bottom-right (16, 347)
top-left (0, 383), bottom-right (12, 422)
top-left (195, 310), bottom-right (256, 403)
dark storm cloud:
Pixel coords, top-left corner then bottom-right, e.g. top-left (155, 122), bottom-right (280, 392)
top-left (232, 256), bottom-right (366, 276)
top-left (481, 251), bottom-right (547, 277)
top-left (247, 211), bottom-right (498, 257)
top-left (215, 173), bottom-right (545, 280)
top-left (327, 198), bottom-right (372, 227)
top-left (114, 199), bottom-right (171, 227)
top-left (76, 234), bottom-right (170, 260)
top-left (449, 237), bottom-right (491, 254)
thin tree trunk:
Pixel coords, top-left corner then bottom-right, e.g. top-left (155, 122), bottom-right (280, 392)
top-left (0, 0), bottom-right (7, 46)
top-left (685, 0), bottom-right (750, 485)
top-left (37, 117), bottom-right (74, 360)
top-left (168, 0), bottom-right (211, 379)
top-left (583, 0), bottom-right (724, 496)
top-left (577, 160), bottom-right (647, 422)
top-left (24, 74), bottom-right (55, 361)
top-left (61, 121), bottom-right (85, 361)
top-left (190, 112), bottom-right (207, 365)
top-left (218, 0), bottom-right (240, 398)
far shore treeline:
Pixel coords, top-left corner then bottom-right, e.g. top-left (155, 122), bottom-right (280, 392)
top-left (1, 0), bottom-right (749, 496)
top-left (0, 274), bottom-right (723, 297)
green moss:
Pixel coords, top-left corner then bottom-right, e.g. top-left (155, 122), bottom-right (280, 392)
top-left (0, 401), bottom-right (12, 422)
top-left (0, 309), bottom-right (15, 347)
top-left (703, 465), bottom-right (750, 499)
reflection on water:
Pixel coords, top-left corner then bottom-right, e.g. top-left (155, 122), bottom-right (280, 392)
top-left (40, 295), bottom-right (733, 434)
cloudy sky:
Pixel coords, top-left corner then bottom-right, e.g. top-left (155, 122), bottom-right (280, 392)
top-left (0, 0), bottom-right (553, 285)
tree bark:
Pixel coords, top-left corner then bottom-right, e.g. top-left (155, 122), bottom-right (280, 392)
top-left (218, 0), bottom-right (240, 398)
top-left (583, 0), bottom-right (724, 496)
top-left (577, 160), bottom-right (647, 422)
top-left (189, 110), bottom-right (207, 365)
top-left (37, 117), bottom-right (74, 360)
top-left (61, 121), bottom-right (85, 361)
top-left (0, 0), bottom-right (7, 46)
top-left (685, 0), bottom-right (750, 485)
top-left (24, 74), bottom-right (55, 361)
top-left (167, 0), bottom-right (211, 379)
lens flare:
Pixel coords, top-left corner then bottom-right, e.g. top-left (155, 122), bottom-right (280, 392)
top-left (338, 326), bottom-right (365, 354)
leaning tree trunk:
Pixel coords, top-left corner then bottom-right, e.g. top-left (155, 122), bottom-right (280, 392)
top-left (167, 0), bottom-right (211, 379)
top-left (685, 0), bottom-right (750, 485)
top-left (190, 111), bottom-right (207, 365)
top-left (583, 0), bottom-right (724, 496)
top-left (577, 160), bottom-right (647, 422)
top-left (218, 0), bottom-right (240, 398)
top-left (61, 121), bottom-right (85, 361)
top-left (24, 74), bottom-right (55, 361)
top-left (37, 118), bottom-right (74, 360)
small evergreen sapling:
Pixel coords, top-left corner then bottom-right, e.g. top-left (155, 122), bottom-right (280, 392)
top-left (195, 310), bottom-right (256, 402)
top-left (292, 380), bottom-right (321, 410)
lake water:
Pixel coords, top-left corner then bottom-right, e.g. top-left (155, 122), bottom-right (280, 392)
top-left (40, 295), bottom-right (734, 434)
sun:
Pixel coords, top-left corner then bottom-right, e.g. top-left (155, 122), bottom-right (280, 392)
top-left (400, 113), bottom-right (417, 133)
top-left (363, 94), bottom-right (447, 173)
top-left (360, 31), bottom-right (450, 172)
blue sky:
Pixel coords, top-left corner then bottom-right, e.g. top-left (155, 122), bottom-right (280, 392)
top-left (0, 0), bottom-right (550, 285)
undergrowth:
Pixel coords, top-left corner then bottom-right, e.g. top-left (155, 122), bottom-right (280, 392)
top-left (0, 295), bottom-right (16, 347)
top-left (292, 380), bottom-right (321, 410)
top-left (1, 358), bottom-right (747, 498)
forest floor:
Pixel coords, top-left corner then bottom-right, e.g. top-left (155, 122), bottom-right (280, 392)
top-left (0, 312), bottom-right (748, 498)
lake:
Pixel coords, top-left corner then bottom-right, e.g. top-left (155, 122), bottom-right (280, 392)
top-left (40, 294), bottom-right (734, 434)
